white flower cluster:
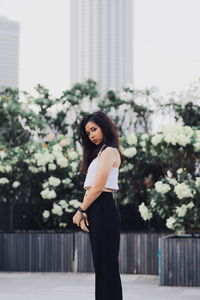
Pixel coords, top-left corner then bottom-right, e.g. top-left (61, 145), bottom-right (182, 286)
top-left (68, 150), bottom-right (79, 160)
top-left (123, 147), bottom-right (137, 158)
top-left (166, 217), bottom-right (176, 230)
top-left (59, 222), bottom-right (67, 228)
top-left (34, 151), bottom-right (54, 167)
top-left (40, 188), bottom-right (57, 200)
top-left (62, 178), bottom-right (74, 188)
top-left (52, 203), bottom-right (63, 216)
top-left (155, 181), bottom-right (171, 194)
top-left (167, 178), bottom-right (177, 186)
top-left (195, 177), bottom-right (200, 187)
top-left (139, 203), bottom-right (152, 221)
top-left (139, 133), bottom-right (148, 151)
top-left (151, 123), bottom-right (194, 147)
top-left (175, 202), bottom-right (194, 217)
top-left (194, 130), bottom-right (200, 151)
top-left (0, 165), bottom-right (12, 173)
top-left (48, 176), bottom-right (61, 187)
top-left (52, 144), bottom-right (68, 168)
top-left (12, 181), bottom-right (20, 188)
top-left (42, 199), bottom-right (82, 219)
top-left (126, 133), bottom-right (137, 146)
top-left (0, 151), bottom-right (7, 160)
top-left (0, 177), bottom-right (9, 185)
top-left (174, 183), bottom-right (194, 199)
top-left (151, 134), bottom-right (163, 146)
top-left (29, 143), bottom-right (71, 174)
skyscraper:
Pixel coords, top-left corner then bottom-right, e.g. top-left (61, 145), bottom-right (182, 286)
top-left (70, 0), bottom-right (133, 94)
top-left (0, 16), bottom-right (20, 88)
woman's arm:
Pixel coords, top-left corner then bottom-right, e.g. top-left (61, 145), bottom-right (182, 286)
top-left (72, 147), bottom-right (116, 227)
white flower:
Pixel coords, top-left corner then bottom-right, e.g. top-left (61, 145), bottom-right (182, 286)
top-left (177, 168), bottom-right (185, 174)
top-left (48, 176), bottom-right (61, 187)
top-left (42, 210), bottom-right (50, 218)
top-left (12, 181), bottom-right (20, 188)
top-left (42, 182), bottom-right (49, 189)
top-left (0, 166), bottom-right (4, 172)
top-left (70, 161), bottom-right (78, 172)
top-left (69, 199), bottom-right (81, 208)
top-left (51, 204), bottom-right (63, 216)
top-left (174, 183), bottom-right (193, 199)
top-left (52, 144), bottom-right (63, 156)
top-left (167, 178), bottom-right (177, 186)
top-left (194, 141), bottom-right (200, 152)
top-left (166, 170), bottom-right (172, 178)
top-left (62, 178), bottom-right (71, 185)
top-left (59, 200), bottom-right (69, 209)
top-left (59, 222), bottom-right (67, 228)
top-left (155, 181), bottom-right (171, 194)
top-left (140, 140), bottom-right (146, 149)
top-left (194, 130), bottom-right (200, 151)
top-left (65, 207), bottom-right (75, 213)
top-left (0, 151), bottom-right (7, 160)
top-left (166, 217), bottom-right (176, 229)
top-left (5, 165), bottom-right (12, 173)
top-left (176, 204), bottom-right (187, 217)
top-left (28, 166), bottom-right (40, 173)
top-left (162, 124), bottom-right (193, 147)
top-left (35, 151), bottom-right (54, 166)
top-left (187, 201), bottom-right (195, 209)
top-left (48, 163), bottom-right (56, 171)
top-left (123, 147), bottom-right (137, 158)
top-left (40, 188), bottom-right (57, 199)
top-left (0, 177), bottom-right (9, 185)
top-left (195, 177), bottom-right (200, 187)
top-left (141, 133), bottom-right (148, 140)
top-left (68, 150), bottom-right (79, 160)
top-left (56, 156), bottom-right (68, 168)
top-left (138, 202), bottom-right (152, 221)
top-left (126, 133), bottom-right (137, 146)
top-left (151, 134), bottom-right (163, 146)
top-left (47, 190), bottom-right (57, 199)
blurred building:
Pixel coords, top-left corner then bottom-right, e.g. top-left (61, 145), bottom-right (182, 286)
top-left (70, 0), bottom-right (133, 94)
top-left (0, 16), bottom-right (20, 88)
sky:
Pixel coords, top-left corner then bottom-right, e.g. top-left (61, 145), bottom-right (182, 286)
top-left (0, 0), bottom-right (200, 96)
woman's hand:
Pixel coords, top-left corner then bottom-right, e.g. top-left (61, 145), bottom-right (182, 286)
top-left (72, 211), bottom-right (84, 227)
top-left (73, 211), bottom-right (90, 232)
top-left (80, 215), bottom-right (90, 232)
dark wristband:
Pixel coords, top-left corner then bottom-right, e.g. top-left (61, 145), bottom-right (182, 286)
top-left (77, 207), bottom-right (87, 213)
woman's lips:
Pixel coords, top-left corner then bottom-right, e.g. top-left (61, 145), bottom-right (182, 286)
top-left (93, 139), bottom-right (98, 143)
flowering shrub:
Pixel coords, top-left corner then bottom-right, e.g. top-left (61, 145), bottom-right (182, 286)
top-left (150, 123), bottom-right (200, 175)
top-left (1, 80), bottom-right (200, 232)
top-left (139, 169), bottom-right (200, 233)
top-left (22, 137), bottom-right (84, 228)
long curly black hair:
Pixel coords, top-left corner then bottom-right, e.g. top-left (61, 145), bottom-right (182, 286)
top-left (79, 111), bottom-right (124, 174)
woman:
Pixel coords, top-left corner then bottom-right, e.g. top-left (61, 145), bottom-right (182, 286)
top-left (73, 111), bottom-right (124, 300)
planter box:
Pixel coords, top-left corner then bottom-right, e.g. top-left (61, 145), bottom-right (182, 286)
top-left (159, 234), bottom-right (200, 287)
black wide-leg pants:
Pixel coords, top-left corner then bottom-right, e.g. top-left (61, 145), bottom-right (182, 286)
top-left (87, 191), bottom-right (123, 300)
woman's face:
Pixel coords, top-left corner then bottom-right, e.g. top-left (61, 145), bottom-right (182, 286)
top-left (85, 121), bottom-right (104, 145)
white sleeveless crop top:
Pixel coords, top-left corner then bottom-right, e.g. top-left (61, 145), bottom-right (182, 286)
top-left (83, 147), bottom-right (119, 191)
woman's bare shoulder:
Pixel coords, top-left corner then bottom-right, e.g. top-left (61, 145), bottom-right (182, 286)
top-left (102, 146), bottom-right (118, 155)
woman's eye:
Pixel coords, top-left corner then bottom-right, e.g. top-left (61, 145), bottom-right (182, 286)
top-left (92, 128), bottom-right (96, 132)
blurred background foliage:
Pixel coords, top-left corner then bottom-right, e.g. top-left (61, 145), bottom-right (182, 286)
top-left (0, 79), bottom-right (200, 233)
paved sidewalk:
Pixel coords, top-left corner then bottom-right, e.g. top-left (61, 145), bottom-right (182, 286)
top-left (0, 272), bottom-right (199, 300)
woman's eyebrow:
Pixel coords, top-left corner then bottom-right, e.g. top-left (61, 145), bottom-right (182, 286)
top-left (86, 126), bottom-right (95, 133)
